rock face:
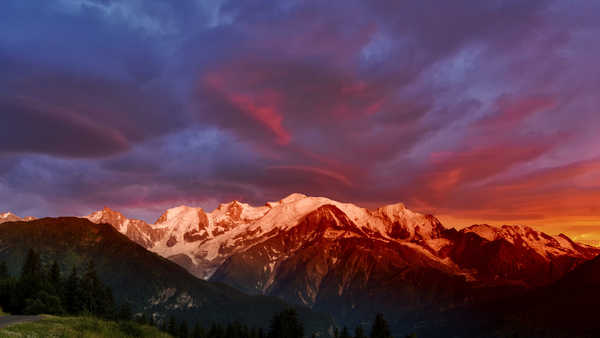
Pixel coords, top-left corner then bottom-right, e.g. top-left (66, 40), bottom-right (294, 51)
top-left (441, 224), bottom-right (598, 288)
top-left (85, 193), bottom-right (600, 332)
top-left (87, 207), bottom-right (167, 248)
top-left (448, 244), bottom-right (600, 338)
top-left (211, 204), bottom-right (469, 327)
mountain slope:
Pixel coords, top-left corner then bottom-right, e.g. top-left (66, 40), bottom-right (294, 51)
top-left (499, 253), bottom-right (600, 337)
top-left (436, 249), bottom-right (600, 338)
top-left (212, 205), bottom-right (469, 330)
top-left (0, 217), bottom-right (332, 333)
top-left (440, 224), bottom-right (598, 288)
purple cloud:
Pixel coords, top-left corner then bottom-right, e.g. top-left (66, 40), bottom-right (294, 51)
top-left (1, 0), bottom-right (599, 238)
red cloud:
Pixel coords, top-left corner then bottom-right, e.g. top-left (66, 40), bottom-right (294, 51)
top-left (203, 72), bottom-right (291, 145)
top-left (228, 93), bottom-right (291, 145)
top-left (424, 142), bottom-right (552, 197)
top-left (490, 159), bottom-right (600, 192)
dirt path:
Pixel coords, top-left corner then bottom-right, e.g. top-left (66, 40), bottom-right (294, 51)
top-left (0, 315), bottom-right (42, 329)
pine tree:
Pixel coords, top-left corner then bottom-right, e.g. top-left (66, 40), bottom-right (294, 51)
top-left (225, 322), bottom-right (235, 338)
top-left (267, 309), bottom-right (304, 338)
top-left (47, 260), bottom-right (62, 300)
top-left (137, 313), bottom-right (147, 325)
top-left (101, 285), bottom-right (115, 319)
top-left (0, 261), bottom-right (13, 312)
top-left (370, 313), bottom-right (392, 338)
top-left (16, 249), bottom-right (44, 313)
top-left (48, 261), bottom-right (60, 286)
top-left (118, 302), bottom-right (132, 321)
top-left (333, 327), bottom-right (340, 338)
top-left (179, 320), bottom-right (189, 338)
top-left (64, 267), bottom-right (82, 314)
top-left (0, 261), bottom-right (8, 279)
top-left (81, 260), bottom-right (106, 315)
top-left (209, 322), bottom-right (225, 338)
top-left (167, 316), bottom-right (178, 336)
top-left (192, 323), bottom-right (205, 338)
top-left (19, 250), bottom-right (42, 296)
top-left (241, 322), bottom-right (249, 337)
top-left (354, 326), bottom-right (367, 338)
top-left (340, 326), bottom-right (351, 338)
top-left (21, 249), bottom-right (41, 279)
top-left (250, 327), bottom-right (262, 338)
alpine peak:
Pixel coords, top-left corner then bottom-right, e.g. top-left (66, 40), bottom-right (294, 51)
top-left (281, 193), bottom-right (308, 203)
top-left (302, 204), bottom-right (357, 230)
top-left (0, 211), bottom-right (36, 223)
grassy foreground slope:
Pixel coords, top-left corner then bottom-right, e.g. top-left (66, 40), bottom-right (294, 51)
top-left (0, 315), bottom-right (171, 338)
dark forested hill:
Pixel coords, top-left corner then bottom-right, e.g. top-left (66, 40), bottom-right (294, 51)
top-left (0, 217), bottom-right (332, 335)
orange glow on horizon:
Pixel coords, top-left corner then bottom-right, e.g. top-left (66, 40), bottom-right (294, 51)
top-left (437, 213), bottom-right (600, 246)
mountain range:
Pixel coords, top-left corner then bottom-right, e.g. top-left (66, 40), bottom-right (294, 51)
top-left (76, 193), bottom-right (600, 335)
top-left (3, 193), bottom-right (598, 336)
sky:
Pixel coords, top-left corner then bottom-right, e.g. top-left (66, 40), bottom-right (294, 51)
top-left (1, 0), bottom-right (599, 241)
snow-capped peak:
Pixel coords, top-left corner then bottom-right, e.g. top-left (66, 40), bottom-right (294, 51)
top-left (461, 224), bottom-right (591, 260)
top-left (85, 206), bottom-right (131, 231)
top-left (281, 193), bottom-right (308, 203)
top-left (153, 205), bottom-right (208, 235)
top-left (0, 211), bottom-right (35, 223)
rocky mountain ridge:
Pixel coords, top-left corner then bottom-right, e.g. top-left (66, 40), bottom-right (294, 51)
top-left (0, 212), bottom-right (36, 223)
top-left (84, 194), bottom-right (598, 283)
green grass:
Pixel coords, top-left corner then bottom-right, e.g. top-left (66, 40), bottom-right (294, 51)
top-left (0, 315), bottom-right (172, 337)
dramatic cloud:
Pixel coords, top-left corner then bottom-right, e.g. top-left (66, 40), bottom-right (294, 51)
top-left (1, 0), bottom-right (599, 239)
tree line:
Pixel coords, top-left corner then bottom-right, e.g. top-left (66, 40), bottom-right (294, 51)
top-left (151, 309), bottom-right (414, 338)
top-left (0, 249), bottom-right (127, 318)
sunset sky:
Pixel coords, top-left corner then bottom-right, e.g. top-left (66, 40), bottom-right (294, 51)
top-left (1, 1), bottom-right (599, 241)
